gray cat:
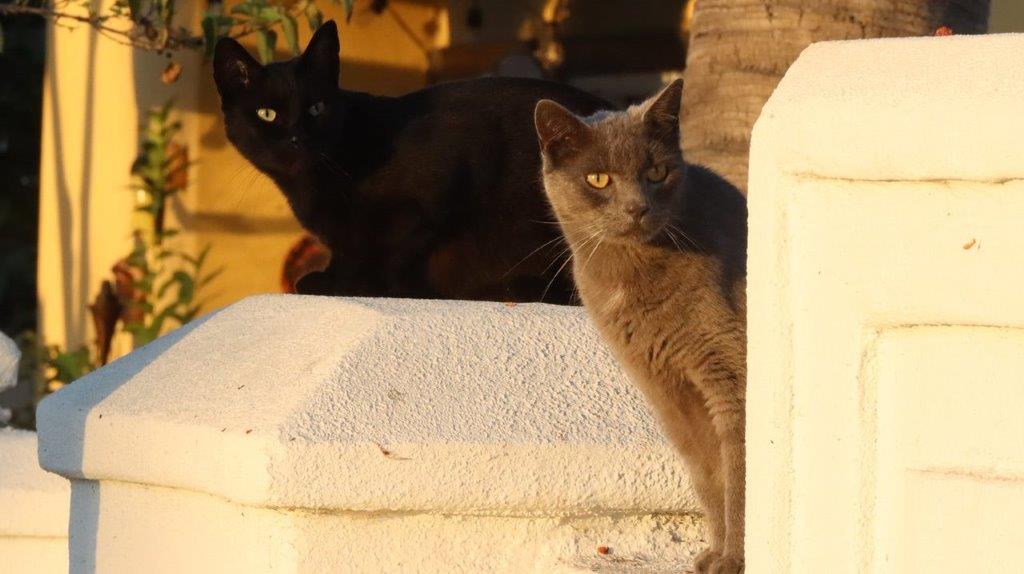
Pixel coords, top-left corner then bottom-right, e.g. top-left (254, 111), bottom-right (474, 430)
top-left (534, 80), bottom-right (747, 574)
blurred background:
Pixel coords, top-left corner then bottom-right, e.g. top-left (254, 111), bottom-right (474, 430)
top-left (0, 0), bottom-right (1021, 426)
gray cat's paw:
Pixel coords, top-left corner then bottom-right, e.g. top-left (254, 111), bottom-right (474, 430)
top-left (690, 548), bottom-right (719, 573)
top-left (706, 554), bottom-right (743, 574)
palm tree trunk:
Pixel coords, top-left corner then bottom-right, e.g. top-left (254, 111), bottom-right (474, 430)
top-left (682, 0), bottom-right (991, 194)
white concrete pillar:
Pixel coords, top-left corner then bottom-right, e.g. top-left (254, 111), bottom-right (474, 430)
top-left (37, 296), bottom-right (705, 572)
top-left (748, 34), bottom-right (1024, 573)
top-left (0, 429), bottom-right (70, 573)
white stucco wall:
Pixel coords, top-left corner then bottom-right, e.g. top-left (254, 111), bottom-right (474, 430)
top-left (37, 296), bottom-right (705, 572)
top-left (748, 34), bottom-right (1024, 573)
top-left (0, 429), bottom-right (70, 574)
top-left (1, 333), bottom-right (70, 573)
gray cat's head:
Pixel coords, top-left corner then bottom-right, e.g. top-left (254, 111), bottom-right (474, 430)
top-left (534, 80), bottom-right (684, 245)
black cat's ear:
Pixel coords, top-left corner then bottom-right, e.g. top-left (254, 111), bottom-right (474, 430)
top-left (300, 20), bottom-right (340, 85)
top-left (213, 37), bottom-right (263, 98)
top-left (643, 79), bottom-right (683, 142)
top-left (535, 100), bottom-right (590, 163)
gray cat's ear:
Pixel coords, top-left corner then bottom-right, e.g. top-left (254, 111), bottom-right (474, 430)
top-left (535, 100), bottom-right (590, 163)
top-left (643, 79), bottom-right (683, 141)
top-left (301, 20), bottom-right (340, 85)
top-left (213, 37), bottom-right (263, 98)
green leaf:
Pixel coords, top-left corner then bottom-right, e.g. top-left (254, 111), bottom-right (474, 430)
top-left (173, 271), bottom-right (195, 304)
top-left (51, 347), bottom-right (93, 384)
top-left (257, 7), bottom-right (283, 23)
top-left (201, 15), bottom-right (218, 59)
top-left (198, 267), bottom-right (224, 288)
top-left (255, 29), bottom-right (277, 64)
top-left (156, 274), bottom-right (176, 299)
top-left (281, 13), bottom-right (300, 55)
top-left (128, 0), bottom-right (143, 20)
top-left (343, 0), bottom-right (356, 22)
top-left (195, 243), bottom-right (212, 270)
top-left (172, 307), bottom-right (199, 324)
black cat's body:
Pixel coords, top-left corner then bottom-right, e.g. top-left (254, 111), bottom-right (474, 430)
top-left (214, 23), bottom-right (611, 302)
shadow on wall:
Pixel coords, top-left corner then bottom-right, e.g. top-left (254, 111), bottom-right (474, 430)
top-left (48, 311), bottom-right (219, 572)
top-left (44, 9), bottom-right (99, 346)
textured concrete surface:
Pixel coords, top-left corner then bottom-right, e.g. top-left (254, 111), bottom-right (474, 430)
top-left (0, 429), bottom-right (70, 573)
top-left (38, 295), bottom-right (703, 572)
top-left (749, 33), bottom-right (1024, 574)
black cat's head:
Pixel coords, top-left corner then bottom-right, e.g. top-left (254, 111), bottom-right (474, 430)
top-left (213, 21), bottom-right (341, 179)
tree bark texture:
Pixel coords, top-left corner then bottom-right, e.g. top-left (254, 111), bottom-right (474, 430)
top-left (682, 0), bottom-right (991, 193)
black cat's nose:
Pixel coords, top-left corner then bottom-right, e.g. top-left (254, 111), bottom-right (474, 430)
top-left (624, 202), bottom-right (649, 219)
top-left (290, 136), bottom-right (300, 146)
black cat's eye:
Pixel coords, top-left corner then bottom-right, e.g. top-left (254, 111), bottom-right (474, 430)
top-left (256, 108), bottom-right (277, 123)
top-left (309, 101), bottom-right (326, 116)
top-left (645, 164), bottom-right (668, 183)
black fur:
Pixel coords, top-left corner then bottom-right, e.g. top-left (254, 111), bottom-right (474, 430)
top-left (213, 21), bottom-right (612, 302)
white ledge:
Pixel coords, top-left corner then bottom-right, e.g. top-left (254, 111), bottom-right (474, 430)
top-left (756, 33), bottom-right (1024, 183)
top-left (38, 295), bottom-right (696, 517)
top-left (0, 429), bottom-right (70, 537)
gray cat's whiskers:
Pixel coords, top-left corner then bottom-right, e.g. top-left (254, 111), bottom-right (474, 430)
top-left (662, 226), bottom-right (684, 252)
top-left (507, 217), bottom-right (605, 280)
top-left (541, 221), bottom-right (602, 275)
top-left (501, 234), bottom-right (567, 279)
top-left (667, 223), bottom-right (702, 251)
top-left (540, 227), bottom-right (601, 302)
top-left (579, 234), bottom-right (605, 275)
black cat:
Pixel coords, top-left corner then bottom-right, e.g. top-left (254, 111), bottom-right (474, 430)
top-left (213, 21), bottom-right (612, 303)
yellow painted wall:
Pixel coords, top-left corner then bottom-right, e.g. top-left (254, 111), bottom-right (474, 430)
top-left (38, 1), bottom-right (447, 356)
top-left (37, 2), bottom-right (203, 357)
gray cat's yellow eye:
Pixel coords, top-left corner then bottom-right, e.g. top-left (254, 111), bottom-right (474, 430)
top-left (308, 101), bottom-right (326, 116)
top-left (586, 173), bottom-right (610, 189)
top-left (256, 108), bottom-right (277, 122)
top-left (646, 164), bottom-right (668, 183)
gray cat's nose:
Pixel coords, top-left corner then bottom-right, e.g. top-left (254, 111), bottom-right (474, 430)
top-left (624, 203), bottom-right (649, 219)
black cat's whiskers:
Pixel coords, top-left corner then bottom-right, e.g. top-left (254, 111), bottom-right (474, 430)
top-left (212, 161), bottom-right (263, 214)
top-left (231, 164), bottom-right (268, 213)
top-left (317, 152), bottom-right (350, 180)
